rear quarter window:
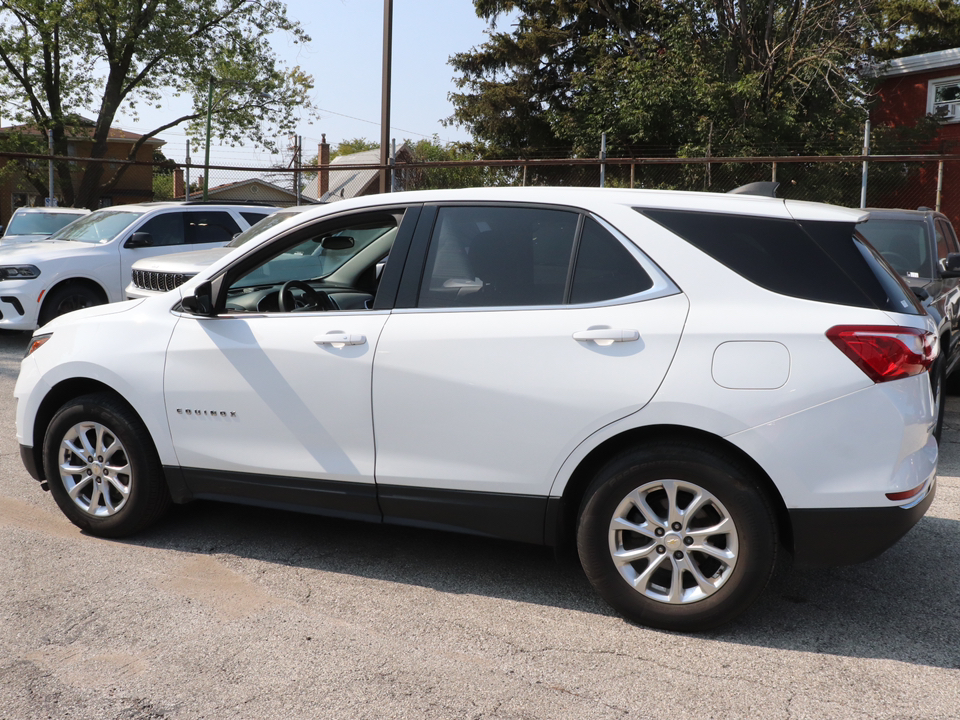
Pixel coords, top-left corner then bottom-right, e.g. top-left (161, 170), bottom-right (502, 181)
top-left (639, 208), bottom-right (922, 315)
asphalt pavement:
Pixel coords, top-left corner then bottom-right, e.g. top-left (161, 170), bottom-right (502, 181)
top-left (0, 328), bottom-right (957, 719)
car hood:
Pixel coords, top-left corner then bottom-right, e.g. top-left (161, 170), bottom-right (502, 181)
top-left (39, 298), bottom-right (145, 332)
top-left (131, 247), bottom-right (231, 275)
top-left (0, 238), bottom-right (99, 262)
top-left (0, 234), bottom-right (51, 245)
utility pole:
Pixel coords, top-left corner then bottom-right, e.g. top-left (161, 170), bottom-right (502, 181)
top-left (379, 0), bottom-right (393, 194)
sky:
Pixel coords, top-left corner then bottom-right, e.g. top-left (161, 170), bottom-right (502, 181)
top-left (111, 0), bottom-right (503, 168)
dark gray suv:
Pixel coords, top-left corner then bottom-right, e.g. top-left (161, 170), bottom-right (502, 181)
top-left (858, 207), bottom-right (960, 440)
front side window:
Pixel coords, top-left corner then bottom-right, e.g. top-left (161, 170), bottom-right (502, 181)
top-left (222, 214), bottom-right (399, 313)
top-left (138, 212), bottom-right (185, 247)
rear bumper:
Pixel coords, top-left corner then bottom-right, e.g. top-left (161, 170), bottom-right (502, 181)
top-left (789, 477), bottom-right (937, 566)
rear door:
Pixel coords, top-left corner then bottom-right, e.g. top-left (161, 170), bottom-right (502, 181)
top-left (371, 203), bottom-right (688, 540)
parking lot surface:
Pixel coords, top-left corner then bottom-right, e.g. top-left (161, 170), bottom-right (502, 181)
top-left (1, 328), bottom-right (957, 719)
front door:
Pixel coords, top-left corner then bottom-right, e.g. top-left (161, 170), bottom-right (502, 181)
top-left (163, 210), bottom-right (404, 520)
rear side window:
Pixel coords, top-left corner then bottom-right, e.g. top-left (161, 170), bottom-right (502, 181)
top-left (639, 209), bottom-right (922, 315)
top-left (571, 217), bottom-right (653, 304)
top-left (418, 206), bottom-right (579, 308)
top-left (187, 211), bottom-right (241, 244)
top-left (241, 211), bottom-right (273, 226)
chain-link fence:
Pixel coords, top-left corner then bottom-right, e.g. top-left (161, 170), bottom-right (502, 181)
top-left (3, 151), bottom-right (959, 227)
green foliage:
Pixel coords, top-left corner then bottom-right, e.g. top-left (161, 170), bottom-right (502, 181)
top-left (152, 171), bottom-right (174, 200)
top-left (449, 1), bottom-right (953, 161)
top-left (869, 0), bottom-right (960, 60)
top-left (0, 0), bottom-right (315, 208)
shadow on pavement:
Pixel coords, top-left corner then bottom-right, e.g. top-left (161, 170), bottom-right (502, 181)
top-left (120, 493), bottom-right (960, 670)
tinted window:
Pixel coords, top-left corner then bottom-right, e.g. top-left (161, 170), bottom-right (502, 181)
top-left (856, 219), bottom-right (932, 277)
top-left (241, 211), bottom-right (273, 226)
top-left (571, 217), bottom-right (653, 303)
top-left (938, 219), bottom-right (960, 255)
top-left (186, 212), bottom-right (241, 245)
top-left (137, 212), bottom-right (184, 246)
top-left (640, 209), bottom-right (921, 314)
top-left (418, 206), bottom-right (578, 308)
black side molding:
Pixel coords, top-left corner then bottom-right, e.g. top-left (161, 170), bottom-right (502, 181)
top-left (377, 485), bottom-right (550, 545)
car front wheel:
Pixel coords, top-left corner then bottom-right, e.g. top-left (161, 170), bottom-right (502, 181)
top-left (42, 393), bottom-right (171, 537)
top-left (577, 441), bottom-right (778, 631)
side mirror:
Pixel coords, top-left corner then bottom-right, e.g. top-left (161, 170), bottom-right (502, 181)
top-left (320, 235), bottom-right (354, 250)
top-left (180, 281), bottom-right (215, 316)
top-left (940, 253), bottom-right (960, 277)
top-left (125, 231), bottom-right (154, 248)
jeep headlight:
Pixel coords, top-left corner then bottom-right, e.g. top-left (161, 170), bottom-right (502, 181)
top-left (0, 265), bottom-right (40, 280)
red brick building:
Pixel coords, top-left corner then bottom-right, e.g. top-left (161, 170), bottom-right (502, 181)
top-left (871, 48), bottom-right (960, 225)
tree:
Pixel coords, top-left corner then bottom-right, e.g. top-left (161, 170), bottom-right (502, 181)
top-left (448, 1), bottom-right (951, 162)
top-left (0, 0), bottom-right (315, 209)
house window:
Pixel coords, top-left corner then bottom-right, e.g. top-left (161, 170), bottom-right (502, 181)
top-left (928, 75), bottom-right (960, 122)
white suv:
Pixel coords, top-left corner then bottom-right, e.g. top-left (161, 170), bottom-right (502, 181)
top-left (14, 187), bottom-right (938, 631)
top-left (0, 201), bottom-right (275, 329)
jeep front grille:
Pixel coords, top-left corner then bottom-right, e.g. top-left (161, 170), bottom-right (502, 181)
top-left (132, 269), bottom-right (192, 292)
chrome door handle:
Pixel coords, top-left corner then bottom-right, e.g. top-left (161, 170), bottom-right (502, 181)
top-left (573, 329), bottom-right (640, 343)
top-left (314, 332), bottom-right (367, 347)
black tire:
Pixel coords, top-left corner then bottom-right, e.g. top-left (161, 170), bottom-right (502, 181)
top-left (577, 441), bottom-right (778, 631)
top-left (42, 392), bottom-right (171, 537)
top-left (39, 283), bottom-right (103, 326)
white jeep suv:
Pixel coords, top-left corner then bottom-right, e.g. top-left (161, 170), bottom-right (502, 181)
top-left (0, 201), bottom-right (275, 329)
top-left (14, 187), bottom-right (938, 631)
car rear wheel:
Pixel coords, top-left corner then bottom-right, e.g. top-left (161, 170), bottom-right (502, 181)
top-left (577, 441), bottom-right (778, 631)
top-left (43, 393), bottom-right (171, 537)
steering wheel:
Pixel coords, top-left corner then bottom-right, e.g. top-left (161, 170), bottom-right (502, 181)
top-left (881, 251), bottom-right (913, 273)
top-left (278, 280), bottom-right (334, 312)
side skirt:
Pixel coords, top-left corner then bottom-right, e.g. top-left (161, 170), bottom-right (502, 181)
top-left (166, 467), bottom-right (554, 545)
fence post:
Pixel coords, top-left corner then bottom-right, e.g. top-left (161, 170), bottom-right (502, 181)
top-left (295, 135), bottom-right (302, 206)
top-left (390, 138), bottom-right (396, 193)
top-left (630, 163), bottom-right (635, 189)
top-left (522, 164), bottom-right (527, 187)
top-left (185, 145), bottom-right (191, 200)
top-left (937, 160), bottom-right (945, 212)
top-left (600, 132), bottom-right (607, 188)
top-left (860, 119), bottom-right (870, 209)
top-left (771, 161), bottom-right (777, 183)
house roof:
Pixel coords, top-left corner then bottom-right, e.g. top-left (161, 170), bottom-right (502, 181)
top-left (872, 48), bottom-right (960, 78)
top-left (0, 119), bottom-right (165, 145)
top-left (182, 177), bottom-right (314, 202)
top-left (302, 145), bottom-right (409, 202)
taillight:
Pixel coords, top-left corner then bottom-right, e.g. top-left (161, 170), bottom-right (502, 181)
top-left (826, 325), bottom-right (936, 383)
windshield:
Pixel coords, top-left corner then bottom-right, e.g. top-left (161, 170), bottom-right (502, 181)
top-left (50, 210), bottom-right (142, 244)
top-left (6, 211), bottom-right (86, 236)
top-left (856, 219), bottom-right (932, 278)
top-left (226, 209), bottom-right (300, 248)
